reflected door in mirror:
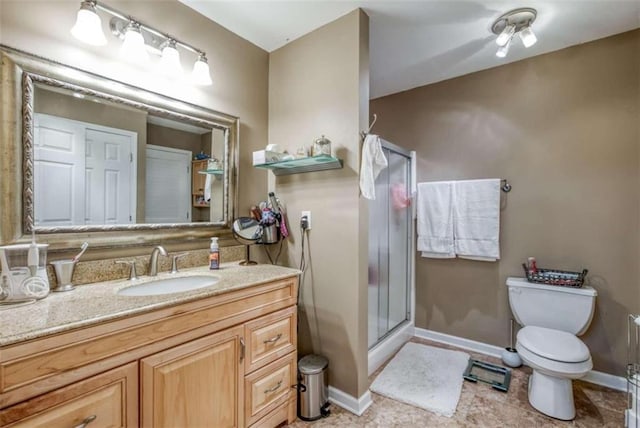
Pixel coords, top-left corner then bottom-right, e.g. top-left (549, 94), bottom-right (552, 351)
top-left (34, 114), bottom-right (136, 227)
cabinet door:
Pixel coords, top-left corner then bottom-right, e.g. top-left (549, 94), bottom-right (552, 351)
top-left (191, 160), bottom-right (207, 196)
top-left (0, 362), bottom-right (137, 427)
top-left (140, 326), bottom-right (244, 428)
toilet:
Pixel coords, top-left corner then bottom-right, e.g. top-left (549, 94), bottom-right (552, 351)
top-left (506, 277), bottom-right (597, 420)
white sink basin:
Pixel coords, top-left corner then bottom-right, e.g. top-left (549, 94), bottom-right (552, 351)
top-left (117, 275), bottom-right (220, 296)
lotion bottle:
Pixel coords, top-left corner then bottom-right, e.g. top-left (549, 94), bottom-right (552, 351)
top-left (209, 237), bottom-right (219, 270)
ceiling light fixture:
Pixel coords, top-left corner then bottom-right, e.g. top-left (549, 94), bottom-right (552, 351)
top-left (491, 8), bottom-right (538, 58)
top-left (70, 0), bottom-right (212, 85)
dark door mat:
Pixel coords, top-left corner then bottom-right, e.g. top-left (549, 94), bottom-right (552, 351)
top-left (463, 359), bottom-right (511, 392)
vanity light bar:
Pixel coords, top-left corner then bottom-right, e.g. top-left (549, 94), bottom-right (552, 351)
top-left (71, 0), bottom-right (212, 85)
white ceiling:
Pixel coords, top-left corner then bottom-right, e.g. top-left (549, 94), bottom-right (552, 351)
top-left (181, 1), bottom-right (640, 99)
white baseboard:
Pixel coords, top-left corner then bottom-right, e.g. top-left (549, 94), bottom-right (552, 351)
top-left (368, 321), bottom-right (415, 375)
top-left (414, 327), bottom-right (504, 359)
top-left (414, 327), bottom-right (626, 392)
top-left (328, 386), bottom-right (373, 416)
top-left (583, 369), bottom-right (627, 391)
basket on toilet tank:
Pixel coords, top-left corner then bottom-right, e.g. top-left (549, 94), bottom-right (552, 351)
top-left (522, 263), bottom-right (588, 288)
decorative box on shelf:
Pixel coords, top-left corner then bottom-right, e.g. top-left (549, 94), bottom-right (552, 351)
top-left (254, 154), bottom-right (343, 176)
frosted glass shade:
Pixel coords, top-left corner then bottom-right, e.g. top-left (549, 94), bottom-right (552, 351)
top-left (192, 56), bottom-right (212, 86)
top-left (496, 39), bottom-right (510, 58)
top-left (121, 25), bottom-right (149, 62)
top-left (496, 24), bottom-right (515, 47)
top-left (519, 26), bottom-right (538, 48)
top-left (159, 43), bottom-right (183, 76)
top-left (70, 6), bottom-right (107, 46)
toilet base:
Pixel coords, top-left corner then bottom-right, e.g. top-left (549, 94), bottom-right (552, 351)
top-left (528, 370), bottom-right (575, 420)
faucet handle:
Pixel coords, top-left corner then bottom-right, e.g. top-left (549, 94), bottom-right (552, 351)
top-left (115, 260), bottom-right (139, 281)
top-left (170, 253), bottom-right (188, 274)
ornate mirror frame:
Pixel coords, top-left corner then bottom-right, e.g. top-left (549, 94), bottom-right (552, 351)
top-left (0, 46), bottom-right (239, 251)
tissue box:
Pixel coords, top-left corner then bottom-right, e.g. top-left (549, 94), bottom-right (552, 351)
top-left (253, 150), bottom-right (284, 165)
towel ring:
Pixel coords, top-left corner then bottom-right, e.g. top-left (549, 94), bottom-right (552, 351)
top-left (501, 179), bottom-right (512, 193)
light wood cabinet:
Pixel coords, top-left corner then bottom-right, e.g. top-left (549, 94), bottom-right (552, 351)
top-left (141, 326), bottom-right (244, 428)
top-left (0, 275), bottom-right (299, 428)
top-left (192, 159), bottom-right (209, 207)
top-left (0, 362), bottom-right (138, 427)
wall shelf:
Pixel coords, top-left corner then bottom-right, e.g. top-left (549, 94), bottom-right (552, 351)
top-left (254, 155), bottom-right (343, 176)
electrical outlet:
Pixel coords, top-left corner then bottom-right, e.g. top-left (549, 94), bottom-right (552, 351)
top-left (301, 210), bottom-right (311, 230)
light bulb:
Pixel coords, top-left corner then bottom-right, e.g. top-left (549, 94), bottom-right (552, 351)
top-left (70, 1), bottom-right (107, 46)
top-left (519, 25), bottom-right (537, 48)
top-left (496, 38), bottom-right (510, 58)
top-left (121, 22), bottom-right (149, 62)
top-left (496, 24), bottom-right (515, 47)
top-left (192, 54), bottom-right (212, 86)
top-left (159, 40), bottom-right (183, 77)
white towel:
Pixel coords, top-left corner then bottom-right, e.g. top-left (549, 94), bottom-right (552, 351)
top-left (417, 182), bottom-right (455, 258)
top-left (360, 134), bottom-right (388, 200)
top-left (453, 179), bottom-right (500, 261)
top-left (204, 172), bottom-right (212, 202)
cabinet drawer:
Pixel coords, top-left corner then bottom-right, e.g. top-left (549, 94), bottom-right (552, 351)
top-left (244, 352), bottom-right (296, 426)
top-left (0, 362), bottom-right (137, 427)
top-left (245, 306), bottom-right (296, 373)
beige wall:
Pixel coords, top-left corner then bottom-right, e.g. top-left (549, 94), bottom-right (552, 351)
top-left (0, 0), bottom-right (269, 249)
top-left (371, 30), bottom-right (640, 375)
top-left (269, 10), bottom-right (370, 397)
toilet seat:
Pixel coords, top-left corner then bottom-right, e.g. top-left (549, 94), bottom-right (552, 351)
top-left (517, 326), bottom-right (590, 363)
top-left (516, 342), bottom-right (592, 379)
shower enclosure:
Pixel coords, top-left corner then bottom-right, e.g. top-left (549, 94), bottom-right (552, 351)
top-left (368, 140), bottom-right (413, 350)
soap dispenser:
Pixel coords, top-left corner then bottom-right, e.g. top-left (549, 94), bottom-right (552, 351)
top-left (209, 237), bottom-right (219, 270)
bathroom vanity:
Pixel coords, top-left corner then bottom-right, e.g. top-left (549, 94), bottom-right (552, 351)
top-left (0, 263), bottom-right (299, 427)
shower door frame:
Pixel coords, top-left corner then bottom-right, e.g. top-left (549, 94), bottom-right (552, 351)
top-left (368, 138), bottom-right (415, 351)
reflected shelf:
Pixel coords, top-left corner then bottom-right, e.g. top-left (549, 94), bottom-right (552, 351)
top-left (254, 155), bottom-right (343, 176)
top-left (197, 169), bottom-right (224, 175)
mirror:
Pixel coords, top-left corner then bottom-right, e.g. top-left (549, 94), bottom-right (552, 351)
top-left (33, 84), bottom-right (225, 227)
top-left (0, 46), bottom-right (238, 250)
top-left (232, 217), bottom-right (260, 265)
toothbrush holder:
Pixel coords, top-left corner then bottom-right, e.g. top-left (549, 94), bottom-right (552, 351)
top-left (51, 259), bottom-right (77, 292)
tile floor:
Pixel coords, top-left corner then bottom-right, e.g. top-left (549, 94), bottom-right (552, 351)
top-left (287, 337), bottom-right (626, 427)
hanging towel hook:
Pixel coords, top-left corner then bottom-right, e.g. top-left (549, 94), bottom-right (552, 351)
top-left (360, 113), bottom-right (378, 139)
top-left (501, 179), bottom-right (512, 193)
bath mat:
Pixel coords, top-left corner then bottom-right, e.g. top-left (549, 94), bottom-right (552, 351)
top-left (370, 342), bottom-right (470, 417)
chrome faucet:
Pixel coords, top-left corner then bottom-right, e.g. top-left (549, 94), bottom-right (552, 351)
top-left (148, 246), bottom-right (168, 276)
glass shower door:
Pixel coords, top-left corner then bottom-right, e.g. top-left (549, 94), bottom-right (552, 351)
top-left (368, 145), bottom-right (411, 349)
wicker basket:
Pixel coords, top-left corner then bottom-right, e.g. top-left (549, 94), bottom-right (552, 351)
top-left (521, 263), bottom-right (588, 288)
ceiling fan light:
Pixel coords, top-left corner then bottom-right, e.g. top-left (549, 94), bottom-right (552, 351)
top-left (519, 25), bottom-right (538, 48)
top-left (496, 24), bottom-right (515, 47)
top-left (70, 1), bottom-right (107, 46)
top-left (121, 22), bottom-right (149, 62)
top-left (192, 54), bottom-right (212, 86)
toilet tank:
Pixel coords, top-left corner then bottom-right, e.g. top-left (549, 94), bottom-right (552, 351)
top-left (506, 277), bottom-right (597, 335)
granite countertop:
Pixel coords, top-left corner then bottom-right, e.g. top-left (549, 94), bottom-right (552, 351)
top-left (0, 262), bottom-right (300, 347)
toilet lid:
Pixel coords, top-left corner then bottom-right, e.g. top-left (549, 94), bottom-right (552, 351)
top-left (517, 326), bottom-right (590, 363)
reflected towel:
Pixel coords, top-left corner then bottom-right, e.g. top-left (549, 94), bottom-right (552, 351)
top-left (204, 172), bottom-right (212, 202)
top-left (360, 134), bottom-right (388, 200)
top-left (453, 179), bottom-right (500, 261)
top-left (417, 181), bottom-right (455, 258)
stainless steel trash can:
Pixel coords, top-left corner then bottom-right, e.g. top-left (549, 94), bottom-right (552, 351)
top-left (297, 354), bottom-right (330, 421)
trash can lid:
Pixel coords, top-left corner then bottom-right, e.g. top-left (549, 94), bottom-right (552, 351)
top-left (298, 354), bottom-right (328, 375)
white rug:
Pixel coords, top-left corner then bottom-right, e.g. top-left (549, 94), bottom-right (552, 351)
top-left (370, 342), bottom-right (470, 417)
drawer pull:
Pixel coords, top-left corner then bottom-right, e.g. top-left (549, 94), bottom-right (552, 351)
top-left (264, 380), bottom-right (283, 394)
top-left (73, 415), bottom-right (97, 428)
top-left (263, 333), bottom-right (282, 344)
